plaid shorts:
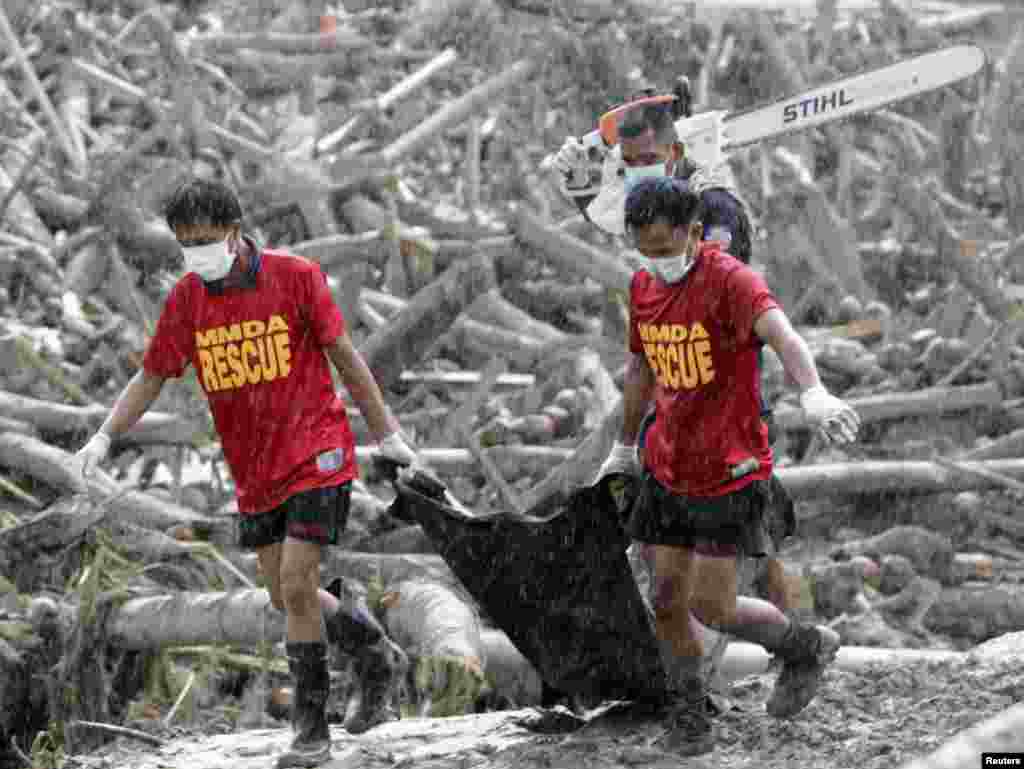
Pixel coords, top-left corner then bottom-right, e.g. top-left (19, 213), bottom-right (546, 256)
top-left (238, 482), bottom-right (351, 549)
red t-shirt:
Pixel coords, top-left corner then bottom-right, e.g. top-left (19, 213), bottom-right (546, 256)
top-left (629, 243), bottom-right (779, 497)
top-left (144, 248), bottom-right (357, 515)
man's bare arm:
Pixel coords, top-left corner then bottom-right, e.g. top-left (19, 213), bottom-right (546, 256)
top-left (325, 332), bottom-right (400, 442)
top-left (100, 370), bottom-right (167, 437)
top-left (754, 308), bottom-right (821, 392)
top-left (620, 352), bottom-right (656, 444)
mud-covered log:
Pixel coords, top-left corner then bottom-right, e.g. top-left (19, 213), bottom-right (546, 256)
top-left (961, 426), bottom-right (1024, 461)
top-left (448, 316), bottom-right (547, 369)
top-left (923, 587), bottom-right (1024, 642)
top-left (772, 381), bottom-right (1002, 432)
top-left (0, 389), bottom-right (204, 447)
top-left (0, 436), bottom-right (224, 535)
top-left (517, 399), bottom-right (623, 512)
top-left (830, 526), bottom-right (955, 582)
top-left (378, 60), bottom-right (535, 168)
top-left (776, 459), bottom-right (1024, 516)
top-left (0, 147), bottom-right (55, 249)
top-left (465, 288), bottom-right (567, 345)
top-left (383, 580), bottom-right (484, 666)
top-left (898, 702), bottom-right (1024, 769)
top-left (511, 207), bottom-right (632, 292)
top-left (321, 551), bottom-right (458, 591)
top-left (478, 628), bottom-right (543, 707)
top-left (189, 30), bottom-right (371, 55)
top-left (472, 631), bottom-right (968, 707)
top-left (359, 253), bottom-right (497, 391)
top-left (104, 589), bottom-right (286, 650)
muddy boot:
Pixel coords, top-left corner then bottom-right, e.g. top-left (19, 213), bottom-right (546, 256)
top-left (653, 639), bottom-right (715, 755)
top-left (654, 682), bottom-right (715, 755)
top-left (277, 643), bottom-right (331, 769)
top-left (766, 623), bottom-right (840, 718)
top-left (323, 578), bottom-right (408, 734)
top-left (345, 637), bottom-right (408, 734)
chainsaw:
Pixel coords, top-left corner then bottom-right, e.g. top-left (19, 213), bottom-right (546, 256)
top-left (549, 43), bottom-right (987, 177)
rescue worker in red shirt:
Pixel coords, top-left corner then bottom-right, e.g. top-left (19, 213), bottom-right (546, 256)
top-left (75, 178), bottom-right (414, 769)
top-left (553, 87), bottom-right (812, 714)
top-left (596, 177), bottom-right (860, 755)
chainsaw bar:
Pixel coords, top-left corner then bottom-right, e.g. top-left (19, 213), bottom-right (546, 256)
top-left (718, 43), bottom-right (988, 151)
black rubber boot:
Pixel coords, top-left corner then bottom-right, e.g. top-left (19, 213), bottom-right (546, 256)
top-left (653, 639), bottom-right (715, 755)
top-left (277, 643), bottom-right (331, 769)
top-left (323, 578), bottom-right (408, 734)
top-left (655, 677), bottom-right (715, 756)
top-left (345, 637), bottom-right (408, 734)
top-left (766, 622), bottom-right (840, 718)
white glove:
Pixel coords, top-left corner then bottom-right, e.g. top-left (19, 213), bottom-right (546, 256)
top-left (76, 432), bottom-right (111, 480)
top-left (594, 441), bottom-right (640, 483)
top-left (377, 431), bottom-right (419, 467)
top-left (547, 136), bottom-right (604, 198)
top-left (800, 385), bottom-right (861, 445)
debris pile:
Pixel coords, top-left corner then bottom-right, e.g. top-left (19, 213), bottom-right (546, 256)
top-left (1, 0), bottom-right (1024, 766)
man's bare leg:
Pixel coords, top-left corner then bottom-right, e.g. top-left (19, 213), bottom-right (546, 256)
top-left (261, 538), bottom-right (331, 769)
top-left (690, 552), bottom-right (839, 719)
top-left (650, 544), bottom-right (715, 755)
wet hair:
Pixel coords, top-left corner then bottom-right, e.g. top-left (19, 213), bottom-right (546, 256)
top-left (618, 101), bottom-right (680, 146)
top-left (164, 178), bottom-right (243, 231)
top-left (624, 177), bottom-right (703, 237)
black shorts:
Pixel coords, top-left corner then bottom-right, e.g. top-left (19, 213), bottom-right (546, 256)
top-left (628, 471), bottom-right (770, 557)
top-left (237, 482), bottom-right (352, 549)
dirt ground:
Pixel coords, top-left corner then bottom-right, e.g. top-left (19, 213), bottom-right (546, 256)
top-left (60, 648), bottom-right (1024, 769)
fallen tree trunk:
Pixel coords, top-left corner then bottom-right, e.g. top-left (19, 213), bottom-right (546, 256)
top-left (0, 435), bottom-right (225, 535)
top-left (777, 460), bottom-right (1024, 521)
top-left (479, 627), bottom-right (543, 707)
top-left (517, 399), bottom-right (623, 512)
top-left (923, 586), bottom-right (1024, 642)
top-left (359, 253), bottom-right (497, 391)
top-left (105, 589), bottom-right (286, 650)
top-left (960, 426), bottom-right (1024, 461)
top-left (831, 525), bottom-right (955, 582)
top-left (383, 580), bottom-right (486, 716)
top-left (464, 288), bottom-right (567, 345)
top-left (772, 381), bottom-right (1002, 432)
top-left (189, 30), bottom-right (372, 55)
top-left (397, 370), bottom-right (535, 390)
top-left (511, 207), bottom-right (632, 292)
top-left (377, 60), bottom-right (535, 168)
top-left (448, 316), bottom-right (547, 369)
top-left (898, 702), bottom-right (1024, 769)
top-left (0, 389), bottom-right (204, 446)
top-left (462, 628), bottom-right (971, 708)
top-left (355, 445), bottom-right (576, 479)
top-left (321, 551), bottom-right (458, 591)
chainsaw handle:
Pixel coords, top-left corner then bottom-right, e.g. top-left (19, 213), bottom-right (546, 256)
top-left (579, 129), bottom-right (604, 151)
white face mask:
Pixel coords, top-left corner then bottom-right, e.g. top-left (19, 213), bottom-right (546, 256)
top-left (182, 240), bottom-right (235, 282)
top-left (628, 254), bottom-right (694, 284)
top-left (626, 229), bottom-right (698, 285)
top-left (623, 161), bottom-right (668, 192)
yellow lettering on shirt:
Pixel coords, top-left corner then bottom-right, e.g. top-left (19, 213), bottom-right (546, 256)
top-left (194, 314), bottom-right (292, 392)
top-left (637, 322), bottom-right (717, 391)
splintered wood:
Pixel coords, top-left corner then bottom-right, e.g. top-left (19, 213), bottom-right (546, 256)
top-left (1, 0), bottom-right (1024, 763)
